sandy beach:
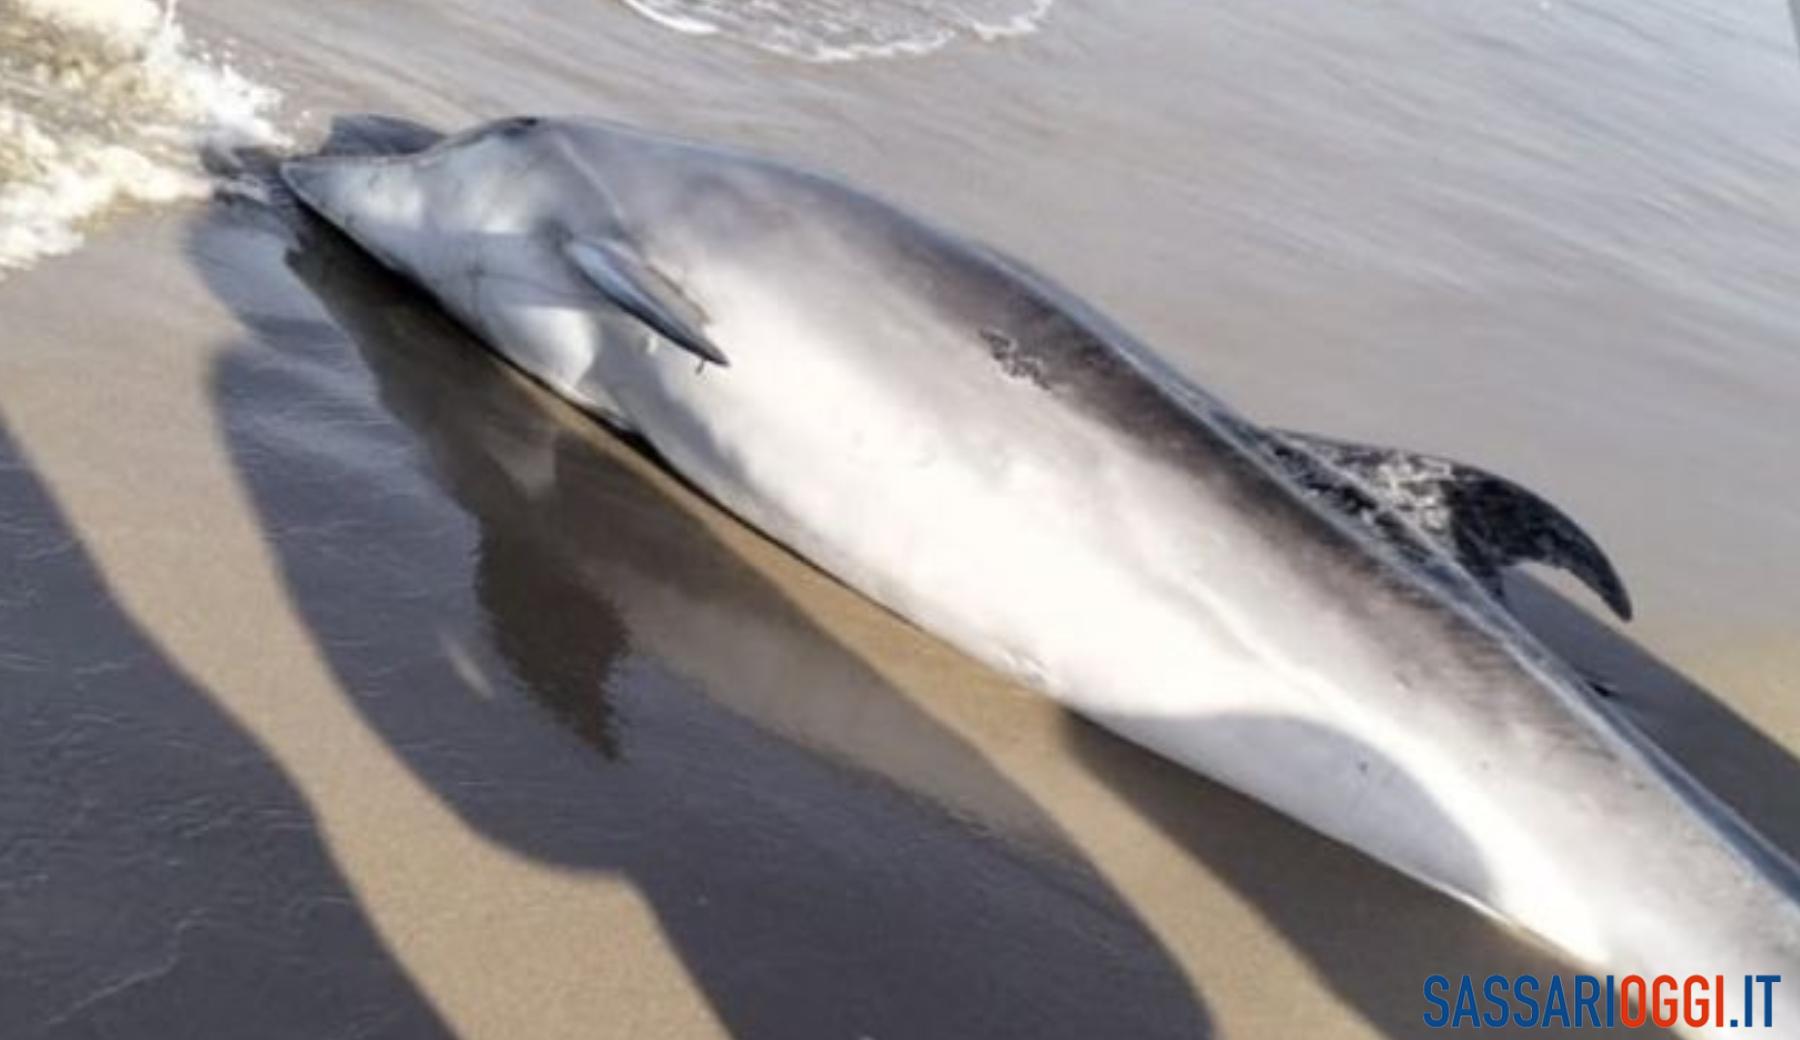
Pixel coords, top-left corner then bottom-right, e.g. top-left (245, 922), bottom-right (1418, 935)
top-left (3, 0), bottom-right (1797, 1037)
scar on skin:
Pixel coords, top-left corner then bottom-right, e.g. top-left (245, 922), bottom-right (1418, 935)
top-left (980, 327), bottom-right (1050, 388)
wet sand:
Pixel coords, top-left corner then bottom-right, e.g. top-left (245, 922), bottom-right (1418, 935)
top-left (5, 0), bottom-right (1800, 1036)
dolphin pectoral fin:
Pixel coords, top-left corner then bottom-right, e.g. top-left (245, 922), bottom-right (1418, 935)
top-left (1269, 430), bottom-right (1634, 622)
top-left (563, 236), bottom-right (729, 367)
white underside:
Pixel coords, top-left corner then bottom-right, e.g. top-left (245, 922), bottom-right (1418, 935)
top-left (568, 266), bottom-right (1636, 966)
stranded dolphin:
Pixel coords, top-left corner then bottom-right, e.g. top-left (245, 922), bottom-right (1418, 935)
top-left (281, 116), bottom-right (1797, 1031)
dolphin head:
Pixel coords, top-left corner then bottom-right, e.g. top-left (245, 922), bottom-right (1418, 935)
top-left (281, 152), bottom-right (431, 275)
top-left (279, 117), bottom-right (551, 278)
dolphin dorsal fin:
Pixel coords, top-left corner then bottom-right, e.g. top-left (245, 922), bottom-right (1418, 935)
top-left (564, 236), bottom-right (730, 367)
top-left (1267, 430), bottom-right (1633, 621)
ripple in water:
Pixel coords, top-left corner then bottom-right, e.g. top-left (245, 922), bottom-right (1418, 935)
top-left (617, 0), bottom-right (1055, 63)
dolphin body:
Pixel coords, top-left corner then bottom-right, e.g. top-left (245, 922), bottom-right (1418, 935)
top-left (282, 117), bottom-right (1797, 1029)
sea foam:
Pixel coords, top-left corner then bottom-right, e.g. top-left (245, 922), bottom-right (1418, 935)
top-left (617, 0), bottom-right (1055, 64)
top-left (0, 0), bottom-right (286, 277)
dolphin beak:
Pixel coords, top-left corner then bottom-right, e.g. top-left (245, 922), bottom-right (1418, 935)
top-left (278, 155), bottom-right (417, 276)
top-left (278, 157), bottom-right (338, 216)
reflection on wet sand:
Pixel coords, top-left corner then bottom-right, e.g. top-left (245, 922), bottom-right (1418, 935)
top-left (313, 236), bottom-right (1076, 839)
top-left (0, 420), bottom-right (452, 1038)
top-left (191, 193), bottom-right (1212, 1038)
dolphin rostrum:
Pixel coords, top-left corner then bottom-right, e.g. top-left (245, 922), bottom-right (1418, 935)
top-left (282, 116), bottom-right (1797, 1032)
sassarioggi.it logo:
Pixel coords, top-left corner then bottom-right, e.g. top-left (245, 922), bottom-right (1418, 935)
top-left (1424, 974), bottom-right (1782, 1030)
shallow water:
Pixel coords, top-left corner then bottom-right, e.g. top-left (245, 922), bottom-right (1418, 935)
top-left (2, 0), bottom-right (1797, 1037)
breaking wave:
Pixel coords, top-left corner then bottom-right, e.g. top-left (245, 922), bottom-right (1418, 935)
top-left (0, 0), bottom-right (286, 277)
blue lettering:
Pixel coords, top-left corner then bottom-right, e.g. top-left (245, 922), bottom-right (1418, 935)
top-left (1483, 975), bottom-right (1510, 1028)
top-left (1756, 975), bottom-right (1781, 1030)
top-left (1512, 974), bottom-right (1541, 1027)
top-left (1542, 975), bottom-right (1572, 1028)
top-left (1424, 975), bottom-right (1451, 1028)
top-left (1453, 975), bottom-right (1482, 1028)
top-left (1574, 975), bottom-right (1601, 1027)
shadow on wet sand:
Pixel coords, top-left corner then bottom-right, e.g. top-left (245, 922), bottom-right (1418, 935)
top-left (0, 418), bottom-right (454, 1039)
top-left (184, 163), bottom-right (1214, 1037)
top-left (1505, 572), bottom-right (1800, 862)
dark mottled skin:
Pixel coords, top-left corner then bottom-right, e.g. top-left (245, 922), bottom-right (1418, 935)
top-left (772, 167), bottom-right (1514, 627)
top-left (1267, 431), bottom-right (1633, 621)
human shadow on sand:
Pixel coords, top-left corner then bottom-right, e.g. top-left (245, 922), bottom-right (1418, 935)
top-left (187, 163), bottom-right (1213, 1037)
top-left (0, 418), bottom-right (453, 1039)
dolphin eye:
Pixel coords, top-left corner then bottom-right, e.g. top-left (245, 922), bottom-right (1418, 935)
top-left (497, 117), bottom-right (541, 138)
